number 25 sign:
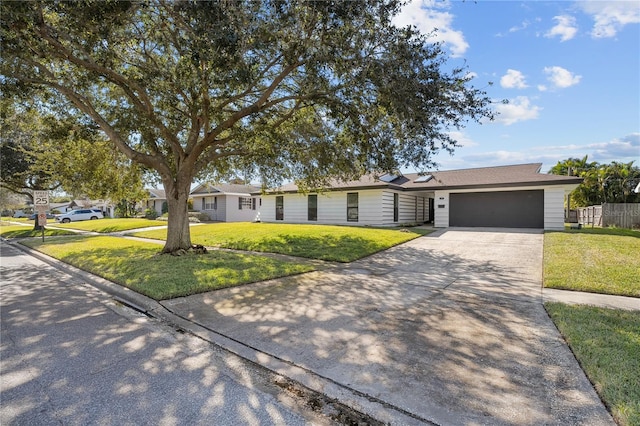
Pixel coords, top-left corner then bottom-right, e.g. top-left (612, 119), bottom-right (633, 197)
top-left (34, 190), bottom-right (49, 207)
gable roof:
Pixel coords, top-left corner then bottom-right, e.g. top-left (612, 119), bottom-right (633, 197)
top-left (147, 188), bottom-right (166, 199)
top-left (191, 182), bottom-right (261, 195)
top-left (269, 163), bottom-right (582, 193)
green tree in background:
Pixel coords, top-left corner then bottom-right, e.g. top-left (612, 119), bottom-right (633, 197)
top-left (1, 99), bottom-right (147, 226)
top-left (550, 157), bottom-right (640, 206)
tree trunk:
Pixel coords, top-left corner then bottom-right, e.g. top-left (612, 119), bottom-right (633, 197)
top-left (33, 214), bottom-right (44, 231)
top-left (161, 178), bottom-right (193, 254)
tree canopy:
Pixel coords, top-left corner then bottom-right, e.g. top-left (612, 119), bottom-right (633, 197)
top-left (1, 0), bottom-right (494, 253)
top-left (0, 99), bottom-right (147, 216)
top-left (550, 156), bottom-right (640, 206)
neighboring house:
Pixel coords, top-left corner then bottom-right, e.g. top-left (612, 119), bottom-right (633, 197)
top-left (54, 199), bottom-right (115, 217)
top-left (190, 183), bottom-right (261, 222)
top-left (142, 189), bottom-right (166, 216)
top-left (260, 163), bottom-right (582, 231)
top-left (49, 202), bottom-right (72, 213)
top-left (63, 199), bottom-right (91, 211)
top-left (92, 199), bottom-right (116, 218)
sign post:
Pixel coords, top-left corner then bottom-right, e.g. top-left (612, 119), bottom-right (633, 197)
top-left (33, 190), bottom-right (49, 242)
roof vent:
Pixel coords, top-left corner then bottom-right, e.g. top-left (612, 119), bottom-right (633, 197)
top-left (414, 174), bottom-right (433, 183)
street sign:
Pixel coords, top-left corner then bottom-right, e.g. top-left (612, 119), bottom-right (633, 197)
top-left (34, 190), bottom-right (50, 209)
top-left (38, 212), bottom-right (47, 226)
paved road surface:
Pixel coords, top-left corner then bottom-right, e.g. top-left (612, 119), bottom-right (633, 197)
top-left (0, 240), bottom-right (332, 426)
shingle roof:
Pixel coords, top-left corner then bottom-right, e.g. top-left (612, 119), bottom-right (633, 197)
top-left (191, 183), bottom-right (261, 195)
top-left (147, 189), bottom-right (166, 199)
top-left (269, 163), bottom-right (582, 193)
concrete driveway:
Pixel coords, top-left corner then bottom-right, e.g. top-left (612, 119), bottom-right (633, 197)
top-left (163, 228), bottom-right (614, 425)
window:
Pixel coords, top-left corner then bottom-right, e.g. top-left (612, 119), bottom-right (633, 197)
top-left (204, 196), bottom-right (216, 210)
top-left (238, 197), bottom-right (252, 210)
top-left (275, 196), bottom-right (284, 220)
top-left (252, 198), bottom-right (256, 210)
top-left (393, 193), bottom-right (399, 222)
top-left (347, 193), bottom-right (358, 222)
top-left (308, 195), bottom-right (317, 221)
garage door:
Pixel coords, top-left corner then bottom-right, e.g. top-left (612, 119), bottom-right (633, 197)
top-left (449, 190), bottom-right (544, 228)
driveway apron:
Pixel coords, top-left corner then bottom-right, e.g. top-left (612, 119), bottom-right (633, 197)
top-left (163, 228), bottom-right (614, 425)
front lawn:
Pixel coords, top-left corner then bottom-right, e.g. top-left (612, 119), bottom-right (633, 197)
top-left (544, 228), bottom-right (640, 297)
top-left (1, 216), bottom-right (29, 223)
top-left (546, 303), bottom-right (640, 426)
top-left (132, 222), bottom-right (431, 262)
top-left (51, 218), bottom-right (167, 233)
top-left (0, 223), bottom-right (76, 238)
top-left (22, 236), bottom-right (314, 300)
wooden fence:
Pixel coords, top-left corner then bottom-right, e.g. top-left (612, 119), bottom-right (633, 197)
top-left (577, 203), bottom-right (640, 229)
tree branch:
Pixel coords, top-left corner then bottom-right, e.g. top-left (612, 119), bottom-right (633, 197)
top-left (34, 7), bottom-right (185, 160)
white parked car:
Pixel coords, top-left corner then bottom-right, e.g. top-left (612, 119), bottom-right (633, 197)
top-left (55, 209), bottom-right (104, 223)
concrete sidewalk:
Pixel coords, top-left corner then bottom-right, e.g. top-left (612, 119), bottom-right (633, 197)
top-left (12, 227), bottom-right (631, 425)
top-left (543, 287), bottom-right (640, 311)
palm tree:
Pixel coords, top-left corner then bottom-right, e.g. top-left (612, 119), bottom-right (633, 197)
top-left (549, 156), bottom-right (598, 217)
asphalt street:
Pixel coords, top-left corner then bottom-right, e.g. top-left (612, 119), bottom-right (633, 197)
top-left (0, 239), bottom-right (333, 426)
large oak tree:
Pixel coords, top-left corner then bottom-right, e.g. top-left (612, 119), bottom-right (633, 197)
top-left (1, 0), bottom-right (493, 253)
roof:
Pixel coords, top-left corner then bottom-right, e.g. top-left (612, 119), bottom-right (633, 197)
top-left (191, 182), bottom-right (261, 195)
top-left (269, 163), bottom-right (582, 193)
top-left (147, 189), bottom-right (166, 199)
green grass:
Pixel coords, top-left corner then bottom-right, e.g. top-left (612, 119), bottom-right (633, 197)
top-left (132, 222), bottom-right (431, 262)
top-left (22, 235), bottom-right (314, 300)
top-left (51, 218), bottom-right (167, 233)
top-left (545, 303), bottom-right (640, 426)
top-left (1, 216), bottom-right (30, 223)
top-left (544, 228), bottom-right (640, 297)
top-left (0, 223), bottom-right (76, 238)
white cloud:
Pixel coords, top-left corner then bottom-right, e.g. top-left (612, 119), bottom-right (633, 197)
top-left (449, 133), bottom-right (639, 172)
top-left (585, 133), bottom-right (640, 161)
top-left (578, 1), bottom-right (640, 38)
top-left (393, 0), bottom-right (469, 57)
top-left (448, 130), bottom-right (478, 148)
top-left (500, 69), bottom-right (528, 89)
top-left (494, 96), bottom-right (542, 125)
top-left (543, 66), bottom-right (582, 89)
top-left (545, 15), bottom-right (578, 41)
top-left (509, 20), bottom-right (531, 34)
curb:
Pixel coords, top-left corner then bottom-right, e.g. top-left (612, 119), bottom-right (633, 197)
top-left (11, 241), bottom-right (434, 426)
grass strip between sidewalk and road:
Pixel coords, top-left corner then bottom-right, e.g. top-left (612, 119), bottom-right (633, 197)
top-left (132, 222), bottom-right (431, 262)
top-left (545, 303), bottom-right (640, 426)
top-left (21, 235), bottom-right (314, 300)
top-left (544, 227), bottom-right (640, 297)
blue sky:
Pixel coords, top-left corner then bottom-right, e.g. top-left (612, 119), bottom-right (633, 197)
top-left (393, 0), bottom-right (640, 172)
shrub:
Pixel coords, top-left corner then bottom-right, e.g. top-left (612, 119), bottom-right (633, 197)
top-left (187, 211), bottom-right (210, 222)
top-left (144, 208), bottom-right (159, 220)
